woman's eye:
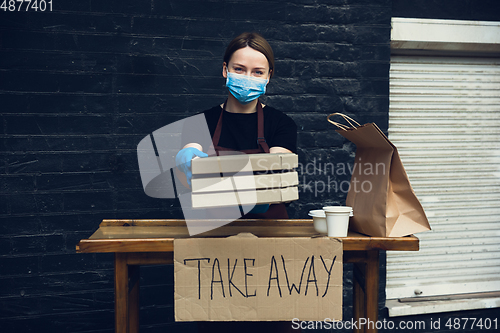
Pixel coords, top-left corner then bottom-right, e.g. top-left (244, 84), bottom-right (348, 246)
top-left (234, 67), bottom-right (244, 72)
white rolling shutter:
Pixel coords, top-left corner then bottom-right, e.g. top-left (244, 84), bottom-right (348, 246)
top-left (386, 56), bottom-right (500, 301)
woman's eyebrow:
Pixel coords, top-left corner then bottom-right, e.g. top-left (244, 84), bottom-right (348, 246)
top-left (231, 63), bottom-right (266, 71)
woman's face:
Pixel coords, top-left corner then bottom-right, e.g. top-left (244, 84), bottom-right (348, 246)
top-left (223, 46), bottom-right (271, 80)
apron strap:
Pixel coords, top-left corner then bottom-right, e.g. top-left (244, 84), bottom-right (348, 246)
top-left (212, 100), bottom-right (269, 153)
top-left (256, 102), bottom-right (270, 153)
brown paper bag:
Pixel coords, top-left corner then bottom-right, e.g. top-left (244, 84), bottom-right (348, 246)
top-left (327, 113), bottom-right (431, 237)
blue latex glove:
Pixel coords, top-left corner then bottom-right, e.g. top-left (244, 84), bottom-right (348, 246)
top-left (175, 147), bottom-right (208, 186)
top-left (248, 204), bottom-right (270, 214)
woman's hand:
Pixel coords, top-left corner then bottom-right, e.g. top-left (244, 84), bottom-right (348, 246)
top-left (270, 146), bottom-right (292, 154)
top-left (175, 147), bottom-right (208, 186)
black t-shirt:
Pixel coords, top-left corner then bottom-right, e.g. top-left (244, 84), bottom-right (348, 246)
top-left (182, 104), bottom-right (297, 153)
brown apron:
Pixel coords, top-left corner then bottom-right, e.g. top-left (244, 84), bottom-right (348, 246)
top-left (208, 100), bottom-right (288, 219)
top-left (197, 101), bottom-right (295, 332)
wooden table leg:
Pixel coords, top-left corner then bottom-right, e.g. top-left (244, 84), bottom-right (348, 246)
top-left (115, 254), bottom-right (141, 333)
top-left (351, 250), bottom-right (380, 333)
top-left (129, 265), bottom-right (140, 333)
top-left (115, 253), bottom-right (129, 333)
top-left (364, 251), bottom-right (380, 333)
top-left (353, 270), bottom-right (366, 333)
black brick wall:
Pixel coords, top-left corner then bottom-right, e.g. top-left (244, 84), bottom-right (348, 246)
top-left (2, 0), bottom-right (387, 332)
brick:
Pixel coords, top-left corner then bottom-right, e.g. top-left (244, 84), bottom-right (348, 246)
top-left (61, 33), bottom-right (143, 54)
top-left (298, 130), bottom-right (344, 149)
top-left (0, 11), bottom-right (29, 29)
top-left (267, 77), bottom-right (302, 95)
top-left (131, 16), bottom-right (189, 37)
top-left (28, 11), bottom-right (130, 34)
top-left (36, 173), bottom-right (93, 192)
top-left (2, 137), bottom-right (32, 152)
top-left (37, 214), bottom-right (96, 234)
top-left (39, 253), bottom-right (95, 274)
top-left (1, 174), bottom-right (35, 193)
top-left (90, 0), bottom-right (151, 15)
top-left (153, 0), bottom-right (226, 18)
top-left (0, 256), bottom-right (39, 276)
top-left (116, 113), bottom-right (185, 135)
top-left (8, 193), bottom-right (38, 215)
top-left (361, 78), bottom-right (390, 96)
top-left (289, 113), bottom-right (332, 131)
top-left (60, 153), bottom-right (112, 174)
top-left (0, 216), bottom-right (40, 236)
top-left (5, 115), bottom-right (113, 135)
top-left (29, 193), bottom-right (65, 214)
top-left (0, 94), bottom-right (30, 114)
top-left (359, 61), bottom-right (390, 78)
top-left (113, 135), bottom-right (146, 152)
top-left (4, 153), bottom-right (62, 174)
top-left (4, 115), bottom-right (51, 135)
top-left (6, 234), bottom-right (65, 257)
top-left (117, 54), bottom-right (222, 78)
top-left (4, 94), bottom-right (111, 115)
top-left (358, 44), bottom-right (391, 61)
top-left (0, 71), bottom-right (112, 94)
top-left (347, 26), bottom-right (391, 44)
top-left (0, 235), bottom-right (13, 257)
top-left (274, 41), bottom-right (360, 61)
top-left (26, 136), bottom-right (89, 152)
top-left (347, 5), bottom-right (391, 25)
top-left (49, 1), bottom-right (91, 11)
top-left (115, 95), bottom-right (176, 114)
top-left (116, 189), bottom-right (172, 210)
top-left (105, 171), bottom-right (143, 191)
top-left (0, 311), bottom-right (115, 332)
top-left (114, 73), bottom-right (184, 95)
top-left (0, 30), bottom-right (50, 51)
top-left (63, 191), bottom-right (114, 212)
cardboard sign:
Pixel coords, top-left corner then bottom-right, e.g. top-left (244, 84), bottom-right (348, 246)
top-left (174, 234), bottom-right (343, 322)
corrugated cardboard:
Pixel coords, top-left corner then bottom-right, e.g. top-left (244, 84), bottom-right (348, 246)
top-left (191, 186), bottom-right (299, 208)
top-left (174, 235), bottom-right (343, 322)
top-left (191, 153), bottom-right (298, 175)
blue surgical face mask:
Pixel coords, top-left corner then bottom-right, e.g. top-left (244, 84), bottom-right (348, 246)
top-left (226, 72), bottom-right (268, 104)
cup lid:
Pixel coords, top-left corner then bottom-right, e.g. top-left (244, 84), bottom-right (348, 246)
top-left (323, 206), bottom-right (353, 213)
top-left (308, 210), bottom-right (326, 217)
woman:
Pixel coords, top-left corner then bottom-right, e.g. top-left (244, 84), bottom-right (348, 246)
top-left (176, 32), bottom-right (297, 219)
top-left (178, 31), bottom-right (298, 333)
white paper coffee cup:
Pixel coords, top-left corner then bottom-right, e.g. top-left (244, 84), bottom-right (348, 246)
top-left (322, 206), bottom-right (352, 237)
top-left (308, 210), bottom-right (327, 234)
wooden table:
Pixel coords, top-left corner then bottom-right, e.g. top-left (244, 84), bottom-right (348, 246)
top-left (77, 219), bottom-right (419, 333)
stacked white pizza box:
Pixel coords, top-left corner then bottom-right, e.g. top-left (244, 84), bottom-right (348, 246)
top-left (190, 153), bottom-right (299, 208)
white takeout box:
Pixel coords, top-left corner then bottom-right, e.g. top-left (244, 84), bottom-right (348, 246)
top-left (190, 153), bottom-right (299, 208)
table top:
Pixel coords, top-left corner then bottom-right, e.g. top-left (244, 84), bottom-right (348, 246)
top-left (76, 219), bottom-right (419, 253)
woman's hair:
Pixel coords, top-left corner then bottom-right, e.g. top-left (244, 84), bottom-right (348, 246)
top-left (223, 32), bottom-right (275, 78)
